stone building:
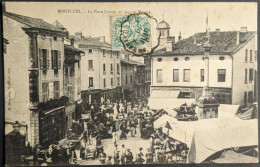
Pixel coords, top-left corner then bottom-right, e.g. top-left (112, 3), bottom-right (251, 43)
top-left (149, 20), bottom-right (257, 109)
top-left (63, 39), bottom-right (85, 132)
top-left (121, 53), bottom-right (146, 102)
top-left (3, 11), bottom-right (67, 147)
top-left (73, 34), bottom-right (121, 111)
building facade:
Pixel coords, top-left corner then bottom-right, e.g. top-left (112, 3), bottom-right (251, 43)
top-left (121, 53), bottom-right (146, 103)
top-left (149, 22), bottom-right (257, 109)
top-left (73, 34), bottom-right (121, 111)
top-left (63, 40), bottom-right (84, 132)
top-left (3, 11), bottom-right (68, 147)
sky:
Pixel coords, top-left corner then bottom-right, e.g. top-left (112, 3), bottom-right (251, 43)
top-left (5, 2), bottom-right (257, 45)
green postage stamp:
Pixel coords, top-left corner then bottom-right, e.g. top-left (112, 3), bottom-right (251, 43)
top-left (110, 14), bottom-right (152, 50)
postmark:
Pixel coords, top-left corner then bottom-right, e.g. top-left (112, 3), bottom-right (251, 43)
top-left (110, 14), bottom-right (152, 49)
top-left (110, 12), bottom-right (161, 56)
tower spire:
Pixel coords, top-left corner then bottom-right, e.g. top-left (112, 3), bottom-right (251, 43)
top-left (163, 11), bottom-right (164, 21)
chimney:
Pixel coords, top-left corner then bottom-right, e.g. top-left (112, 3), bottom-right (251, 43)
top-left (236, 31), bottom-right (240, 45)
top-left (98, 36), bottom-right (105, 43)
top-left (178, 31), bottom-right (182, 41)
top-left (70, 38), bottom-right (75, 47)
top-left (75, 31), bottom-right (82, 38)
top-left (2, 2), bottom-right (6, 13)
top-left (166, 41), bottom-right (173, 52)
top-left (216, 28), bottom-right (220, 32)
top-left (240, 27), bottom-right (247, 32)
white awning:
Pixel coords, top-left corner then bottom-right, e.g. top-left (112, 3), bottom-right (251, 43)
top-left (148, 89), bottom-right (195, 110)
top-left (150, 89), bottom-right (180, 98)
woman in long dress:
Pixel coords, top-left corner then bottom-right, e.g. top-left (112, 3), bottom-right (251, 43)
top-left (113, 103), bottom-right (118, 116)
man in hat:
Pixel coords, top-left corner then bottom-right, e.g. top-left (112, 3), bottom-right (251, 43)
top-left (138, 147), bottom-right (144, 157)
top-left (135, 153), bottom-right (145, 164)
top-left (146, 148), bottom-right (154, 164)
top-left (120, 144), bottom-right (126, 165)
top-left (125, 149), bottom-right (133, 164)
top-left (5, 121), bottom-right (26, 166)
top-left (106, 156), bottom-right (113, 165)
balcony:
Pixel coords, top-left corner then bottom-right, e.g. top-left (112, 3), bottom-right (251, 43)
top-left (103, 71), bottom-right (106, 74)
top-left (110, 71), bottom-right (114, 75)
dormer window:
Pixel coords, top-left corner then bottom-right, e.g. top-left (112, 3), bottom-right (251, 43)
top-left (157, 58), bottom-right (162, 62)
top-left (185, 57), bottom-right (190, 61)
top-left (54, 37), bottom-right (57, 41)
top-left (173, 57), bottom-right (178, 61)
top-left (219, 56), bottom-right (225, 61)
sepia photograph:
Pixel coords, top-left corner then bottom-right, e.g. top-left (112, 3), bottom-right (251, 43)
top-left (2, 1), bottom-right (259, 166)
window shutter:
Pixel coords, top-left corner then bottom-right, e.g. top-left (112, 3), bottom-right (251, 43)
top-left (39, 49), bottom-right (43, 68)
top-left (58, 51), bottom-right (61, 69)
top-left (51, 50), bottom-right (54, 69)
top-left (47, 50), bottom-right (50, 68)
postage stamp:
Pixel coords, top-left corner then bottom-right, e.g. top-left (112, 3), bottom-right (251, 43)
top-left (110, 14), bottom-right (152, 50)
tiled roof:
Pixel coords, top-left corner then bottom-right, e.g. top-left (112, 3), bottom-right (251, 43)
top-left (121, 59), bottom-right (145, 66)
top-left (64, 44), bottom-right (85, 54)
top-left (157, 20), bottom-right (170, 29)
top-left (76, 37), bottom-right (112, 48)
top-left (153, 31), bottom-right (256, 56)
top-left (4, 12), bottom-right (65, 32)
top-left (53, 20), bottom-right (66, 30)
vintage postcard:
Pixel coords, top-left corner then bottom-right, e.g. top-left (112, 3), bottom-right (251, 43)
top-left (3, 1), bottom-right (258, 166)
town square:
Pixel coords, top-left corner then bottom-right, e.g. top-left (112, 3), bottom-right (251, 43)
top-left (3, 1), bottom-right (258, 166)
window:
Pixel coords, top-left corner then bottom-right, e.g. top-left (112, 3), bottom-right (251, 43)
top-left (103, 64), bottom-right (106, 73)
top-left (103, 49), bottom-right (105, 57)
top-left (249, 68), bottom-right (253, 82)
top-left (173, 57), bottom-right (178, 61)
top-left (117, 77), bottom-right (120, 85)
top-left (183, 69), bottom-right (190, 82)
top-left (103, 78), bottom-right (106, 88)
top-left (88, 60), bottom-right (93, 70)
top-left (54, 81), bottom-right (59, 99)
top-left (70, 68), bottom-right (74, 77)
top-left (173, 69), bottom-right (179, 82)
top-left (200, 69), bottom-right (204, 82)
top-left (89, 77), bottom-right (93, 87)
top-left (218, 69), bottom-right (226, 82)
top-left (117, 63), bottom-right (120, 74)
top-left (89, 49), bottom-right (92, 53)
top-left (110, 64), bottom-right (113, 72)
top-left (42, 83), bottom-right (49, 102)
top-left (130, 75), bottom-right (133, 83)
top-left (248, 91), bottom-right (253, 103)
top-left (250, 50), bottom-right (253, 62)
top-left (245, 69), bottom-right (248, 82)
top-left (185, 57), bottom-right (190, 61)
top-left (110, 51), bottom-right (113, 58)
top-left (42, 49), bottom-right (48, 69)
top-left (219, 56), bottom-right (225, 61)
top-left (245, 49), bottom-right (248, 62)
top-left (111, 78), bottom-right (114, 86)
top-left (54, 37), bottom-right (57, 41)
top-left (126, 75), bottom-right (128, 84)
top-left (157, 58), bottom-right (162, 62)
top-left (51, 50), bottom-right (61, 69)
top-left (157, 69), bottom-right (163, 83)
top-left (126, 65), bottom-right (128, 70)
top-left (116, 52), bottom-right (119, 58)
top-left (244, 92), bottom-right (247, 106)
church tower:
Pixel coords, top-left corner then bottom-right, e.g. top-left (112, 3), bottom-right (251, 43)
top-left (156, 19), bottom-right (175, 51)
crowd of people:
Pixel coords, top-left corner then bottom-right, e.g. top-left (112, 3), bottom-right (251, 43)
top-left (15, 98), bottom-right (189, 166)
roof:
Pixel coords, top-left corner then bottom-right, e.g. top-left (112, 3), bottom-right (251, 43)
top-left (76, 37), bottom-right (112, 48)
top-left (153, 31), bottom-right (256, 56)
top-left (4, 12), bottom-right (65, 33)
top-left (52, 20), bottom-right (66, 30)
top-left (121, 59), bottom-right (145, 66)
top-left (157, 20), bottom-right (170, 29)
top-left (64, 44), bottom-right (85, 54)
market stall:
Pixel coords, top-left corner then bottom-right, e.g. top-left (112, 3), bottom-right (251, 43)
top-left (187, 119), bottom-right (258, 163)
